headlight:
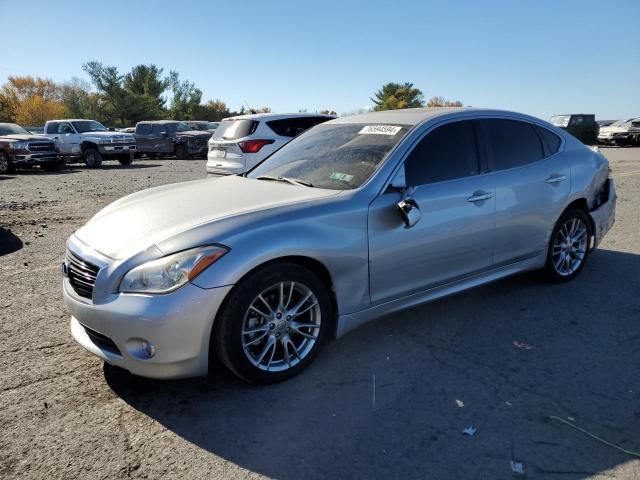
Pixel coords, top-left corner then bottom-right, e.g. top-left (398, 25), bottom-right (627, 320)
top-left (11, 141), bottom-right (28, 150)
top-left (119, 245), bottom-right (229, 294)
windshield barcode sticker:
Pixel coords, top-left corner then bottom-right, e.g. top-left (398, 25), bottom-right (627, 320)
top-left (359, 125), bottom-right (402, 135)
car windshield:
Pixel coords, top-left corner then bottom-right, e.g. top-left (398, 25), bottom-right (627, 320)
top-left (0, 123), bottom-right (32, 136)
top-left (550, 115), bottom-right (570, 127)
top-left (166, 122), bottom-right (192, 133)
top-left (248, 123), bottom-right (410, 190)
top-left (207, 122), bottom-right (219, 130)
top-left (72, 120), bottom-right (108, 133)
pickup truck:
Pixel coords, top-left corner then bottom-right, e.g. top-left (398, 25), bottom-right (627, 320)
top-left (135, 120), bottom-right (211, 159)
top-left (43, 119), bottom-right (136, 168)
top-left (0, 123), bottom-right (60, 173)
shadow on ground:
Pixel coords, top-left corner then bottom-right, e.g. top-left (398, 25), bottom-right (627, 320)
top-left (105, 249), bottom-right (640, 479)
top-left (0, 228), bottom-right (23, 256)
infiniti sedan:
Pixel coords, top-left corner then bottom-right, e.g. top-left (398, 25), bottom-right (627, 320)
top-left (63, 108), bottom-right (616, 383)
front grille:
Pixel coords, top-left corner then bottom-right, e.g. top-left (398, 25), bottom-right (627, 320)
top-left (83, 325), bottom-right (121, 355)
top-left (27, 142), bottom-right (56, 152)
top-left (110, 135), bottom-right (132, 144)
top-left (67, 251), bottom-right (100, 299)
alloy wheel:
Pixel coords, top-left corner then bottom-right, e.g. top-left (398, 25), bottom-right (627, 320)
top-left (552, 217), bottom-right (588, 276)
top-left (241, 281), bottom-right (321, 372)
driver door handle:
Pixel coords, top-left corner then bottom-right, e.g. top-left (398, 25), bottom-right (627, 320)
top-left (545, 175), bottom-right (567, 184)
top-left (467, 192), bottom-right (493, 203)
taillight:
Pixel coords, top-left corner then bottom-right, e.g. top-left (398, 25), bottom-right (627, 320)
top-left (238, 139), bottom-right (274, 154)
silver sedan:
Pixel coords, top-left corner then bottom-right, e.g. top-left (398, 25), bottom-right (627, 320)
top-left (63, 108), bottom-right (616, 383)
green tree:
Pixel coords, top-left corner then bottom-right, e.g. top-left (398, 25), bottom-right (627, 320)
top-left (123, 64), bottom-right (170, 119)
top-left (426, 96), bottom-right (463, 107)
top-left (371, 82), bottom-right (424, 111)
top-left (168, 71), bottom-right (202, 120)
top-left (196, 99), bottom-right (230, 121)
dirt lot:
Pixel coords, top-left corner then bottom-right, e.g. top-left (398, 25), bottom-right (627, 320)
top-left (1, 149), bottom-right (639, 479)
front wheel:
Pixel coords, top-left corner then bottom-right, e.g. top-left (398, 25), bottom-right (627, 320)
top-left (83, 148), bottom-right (103, 168)
top-left (543, 208), bottom-right (592, 282)
top-left (118, 155), bottom-right (133, 166)
top-left (175, 144), bottom-right (188, 160)
top-left (0, 152), bottom-right (15, 174)
top-left (214, 263), bottom-right (331, 383)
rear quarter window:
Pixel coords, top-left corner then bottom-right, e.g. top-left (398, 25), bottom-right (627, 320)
top-left (536, 126), bottom-right (562, 156)
top-left (213, 120), bottom-right (259, 140)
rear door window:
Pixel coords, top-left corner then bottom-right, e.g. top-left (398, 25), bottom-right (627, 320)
top-left (45, 122), bottom-right (59, 134)
top-left (213, 119), bottom-right (259, 140)
top-left (480, 119), bottom-right (544, 171)
top-left (152, 124), bottom-right (165, 135)
top-left (404, 120), bottom-right (479, 186)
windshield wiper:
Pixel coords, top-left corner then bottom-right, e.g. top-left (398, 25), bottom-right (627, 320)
top-left (256, 176), bottom-right (313, 187)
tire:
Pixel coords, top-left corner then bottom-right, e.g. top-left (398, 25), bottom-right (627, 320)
top-left (83, 148), bottom-right (103, 168)
top-left (118, 155), bottom-right (133, 166)
top-left (40, 159), bottom-right (62, 172)
top-left (0, 152), bottom-right (15, 174)
top-left (175, 144), bottom-right (188, 160)
top-left (214, 263), bottom-right (332, 383)
top-left (543, 208), bottom-right (592, 282)
top-left (147, 153), bottom-right (158, 160)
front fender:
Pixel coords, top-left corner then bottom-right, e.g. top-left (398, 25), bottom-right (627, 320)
top-left (182, 204), bottom-right (371, 316)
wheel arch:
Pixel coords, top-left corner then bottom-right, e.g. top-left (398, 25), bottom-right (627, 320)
top-left (207, 255), bottom-right (339, 371)
top-left (552, 198), bottom-right (596, 253)
top-left (80, 141), bottom-right (99, 152)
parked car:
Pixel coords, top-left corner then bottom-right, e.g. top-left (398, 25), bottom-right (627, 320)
top-left (185, 121), bottom-right (219, 132)
top-left (43, 119), bottom-right (136, 168)
top-left (597, 120), bottom-right (616, 128)
top-left (63, 108), bottom-right (615, 383)
top-left (206, 113), bottom-right (335, 176)
top-left (0, 123), bottom-right (60, 173)
top-left (550, 114), bottom-right (599, 145)
top-left (135, 121), bottom-right (211, 159)
top-left (598, 117), bottom-right (640, 146)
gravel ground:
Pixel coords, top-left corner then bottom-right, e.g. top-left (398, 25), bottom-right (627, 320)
top-left (1, 150), bottom-right (639, 479)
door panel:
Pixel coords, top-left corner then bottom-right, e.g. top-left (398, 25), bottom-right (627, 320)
top-left (491, 156), bottom-right (570, 264)
top-left (368, 175), bottom-right (496, 304)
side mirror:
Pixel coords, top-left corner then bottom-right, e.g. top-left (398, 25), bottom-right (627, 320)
top-left (397, 198), bottom-right (421, 228)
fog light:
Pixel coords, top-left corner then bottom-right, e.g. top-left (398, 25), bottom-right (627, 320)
top-left (142, 340), bottom-right (156, 358)
top-left (126, 338), bottom-right (156, 359)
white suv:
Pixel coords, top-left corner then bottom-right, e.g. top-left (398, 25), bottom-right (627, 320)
top-left (206, 113), bottom-right (334, 176)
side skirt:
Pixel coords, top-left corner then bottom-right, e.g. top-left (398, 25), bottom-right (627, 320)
top-left (335, 253), bottom-right (546, 338)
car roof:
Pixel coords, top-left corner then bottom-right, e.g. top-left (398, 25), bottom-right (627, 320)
top-left (222, 113), bottom-right (336, 121)
top-left (329, 107), bottom-right (550, 126)
top-left (46, 119), bottom-right (100, 122)
top-left (137, 120), bottom-right (187, 124)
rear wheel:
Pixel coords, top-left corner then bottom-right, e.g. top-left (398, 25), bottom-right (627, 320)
top-left (83, 148), bottom-right (103, 168)
top-left (146, 153), bottom-right (158, 159)
top-left (544, 208), bottom-right (592, 282)
top-left (214, 263), bottom-right (331, 383)
top-left (175, 144), bottom-right (188, 160)
top-left (118, 155), bottom-right (133, 166)
top-left (0, 152), bottom-right (15, 174)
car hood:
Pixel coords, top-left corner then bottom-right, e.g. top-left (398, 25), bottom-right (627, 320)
top-left (177, 130), bottom-right (211, 138)
top-left (599, 126), bottom-right (628, 135)
top-left (75, 176), bottom-right (340, 259)
top-left (82, 131), bottom-right (135, 139)
top-left (0, 134), bottom-right (49, 141)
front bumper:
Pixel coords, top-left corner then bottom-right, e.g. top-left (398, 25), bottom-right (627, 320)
top-left (98, 144), bottom-right (136, 155)
top-left (64, 277), bottom-right (232, 379)
top-left (11, 151), bottom-right (59, 165)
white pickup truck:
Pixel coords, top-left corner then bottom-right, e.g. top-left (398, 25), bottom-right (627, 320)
top-left (43, 119), bottom-right (136, 168)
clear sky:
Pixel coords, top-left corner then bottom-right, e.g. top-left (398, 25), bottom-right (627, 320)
top-left (3, 0), bottom-right (639, 121)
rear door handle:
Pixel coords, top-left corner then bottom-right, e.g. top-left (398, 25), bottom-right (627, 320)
top-left (467, 192), bottom-right (493, 203)
top-left (545, 175), bottom-right (567, 184)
